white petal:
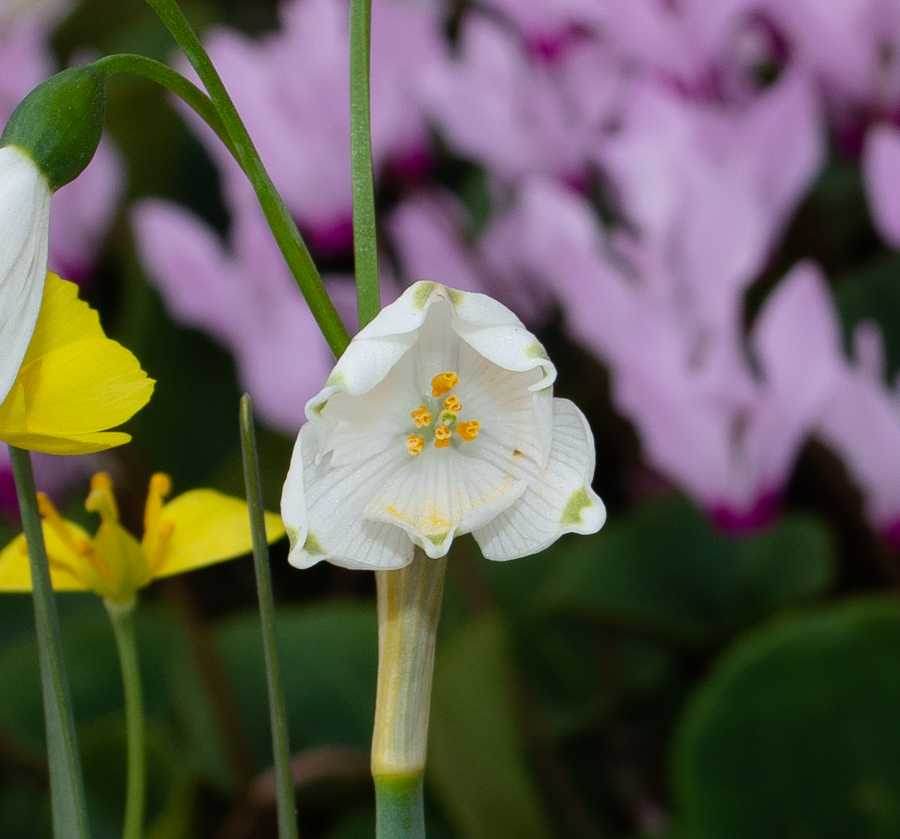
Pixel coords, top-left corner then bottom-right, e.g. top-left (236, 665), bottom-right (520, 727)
top-left (0, 146), bottom-right (51, 404)
top-left (455, 336), bottom-right (553, 467)
top-left (472, 399), bottom-right (605, 560)
top-left (365, 445), bottom-right (527, 558)
top-left (281, 423), bottom-right (414, 570)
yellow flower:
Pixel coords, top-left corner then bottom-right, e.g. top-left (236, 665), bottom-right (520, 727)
top-left (0, 272), bottom-right (154, 454)
top-left (0, 472), bottom-right (285, 604)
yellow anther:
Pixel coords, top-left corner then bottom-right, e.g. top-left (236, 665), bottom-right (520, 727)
top-left (143, 473), bottom-right (172, 540)
top-left (456, 420), bottom-right (481, 442)
top-left (431, 371), bottom-right (459, 397)
top-left (410, 405), bottom-right (432, 428)
top-left (86, 472), bottom-right (119, 523)
top-left (443, 394), bottom-right (462, 412)
top-left (434, 426), bottom-right (452, 449)
top-left (407, 435), bottom-right (425, 456)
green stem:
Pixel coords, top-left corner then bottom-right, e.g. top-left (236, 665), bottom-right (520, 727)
top-left (349, 0), bottom-right (379, 329)
top-left (239, 395), bottom-right (299, 839)
top-left (143, 0), bottom-right (350, 357)
top-left (93, 53), bottom-right (234, 156)
top-left (9, 446), bottom-right (91, 839)
top-left (372, 549), bottom-right (447, 839)
top-left (374, 774), bottom-right (425, 839)
top-left (104, 599), bottom-right (146, 839)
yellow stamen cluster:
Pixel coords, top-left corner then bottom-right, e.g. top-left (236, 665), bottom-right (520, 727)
top-left (411, 405), bottom-right (432, 428)
top-left (406, 371), bottom-right (481, 455)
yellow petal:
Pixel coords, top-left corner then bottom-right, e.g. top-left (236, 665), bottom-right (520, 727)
top-left (151, 489), bottom-right (285, 580)
top-left (0, 520), bottom-right (98, 593)
top-left (0, 273), bottom-right (154, 454)
top-left (91, 520), bottom-right (148, 603)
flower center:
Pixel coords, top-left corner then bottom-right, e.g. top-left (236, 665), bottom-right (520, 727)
top-left (406, 370), bottom-right (481, 456)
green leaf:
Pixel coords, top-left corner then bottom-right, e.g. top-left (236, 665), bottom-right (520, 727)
top-left (214, 602), bottom-right (378, 767)
top-left (427, 616), bottom-right (554, 839)
top-left (671, 596), bottom-right (900, 839)
top-left (541, 497), bottom-right (834, 643)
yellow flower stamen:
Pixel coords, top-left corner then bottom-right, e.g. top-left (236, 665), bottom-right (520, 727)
top-left (443, 395), bottom-right (462, 412)
top-left (410, 405), bottom-right (432, 428)
top-left (434, 426), bottom-right (452, 449)
top-left (431, 371), bottom-right (459, 397)
top-left (456, 420), bottom-right (481, 442)
top-left (407, 435), bottom-right (425, 456)
top-left (85, 472), bottom-right (119, 525)
top-left (37, 491), bottom-right (115, 589)
top-left (143, 473), bottom-right (172, 540)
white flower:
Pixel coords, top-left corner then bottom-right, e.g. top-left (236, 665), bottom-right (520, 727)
top-left (0, 144), bottom-right (51, 404)
top-left (281, 281), bottom-right (606, 570)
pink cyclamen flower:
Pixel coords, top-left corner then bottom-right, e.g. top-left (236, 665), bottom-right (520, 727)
top-left (862, 122), bottom-right (900, 250)
top-left (133, 184), bottom-right (342, 435)
top-left (815, 320), bottom-right (900, 547)
top-left (487, 178), bottom-right (843, 529)
top-left (176, 0), bottom-right (446, 254)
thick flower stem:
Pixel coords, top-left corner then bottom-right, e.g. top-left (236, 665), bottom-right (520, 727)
top-left (9, 445), bottom-right (91, 839)
top-left (104, 599), bottom-right (145, 839)
top-left (372, 549), bottom-right (447, 839)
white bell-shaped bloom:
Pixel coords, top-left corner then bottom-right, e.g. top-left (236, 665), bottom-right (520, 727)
top-left (282, 282), bottom-right (605, 570)
top-left (0, 144), bottom-right (50, 404)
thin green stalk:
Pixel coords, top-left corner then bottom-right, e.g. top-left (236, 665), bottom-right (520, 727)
top-left (9, 446), bottom-right (91, 839)
top-left (93, 54), bottom-right (234, 156)
top-left (239, 395), bottom-right (299, 839)
top-left (143, 0), bottom-right (350, 357)
top-left (349, 0), bottom-right (379, 329)
top-left (372, 549), bottom-right (447, 839)
top-left (104, 599), bottom-right (146, 839)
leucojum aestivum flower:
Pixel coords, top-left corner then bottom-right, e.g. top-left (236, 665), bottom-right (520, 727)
top-left (281, 281), bottom-right (605, 836)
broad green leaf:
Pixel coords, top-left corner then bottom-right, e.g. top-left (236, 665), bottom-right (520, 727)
top-left (427, 616), bottom-right (554, 839)
top-left (214, 602), bottom-right (377, 768)
top-left (541, 497), bottom-right (834, 643)
top-left (671, 597), bottom-right (900, 839)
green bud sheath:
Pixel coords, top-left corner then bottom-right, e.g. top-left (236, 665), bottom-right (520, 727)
top-left (1, 65), bottom-right (106, 192)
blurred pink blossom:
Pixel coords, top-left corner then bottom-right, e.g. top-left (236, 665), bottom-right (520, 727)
top-left (422, 12), bottom-right (625, 185)
top-left (134, 180), bottom-right (347, 435)
top-left (487, 177), bottom-right (842, 528)
top-left (863, 122), bottom-right (900, 249)
top-left (178, 0), bottom-right (446, 254)
top-left (816, 321), bottom-right (900, 546)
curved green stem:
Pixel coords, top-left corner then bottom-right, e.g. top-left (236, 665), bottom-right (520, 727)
top-left (349, 0), bottom-right (379, 329)
top-left (93, 53), bottom-right (234, 156)
top-left (9, 446), bottom-right (91, 839)
top-left (143, 0), bottom-right (351, 357)
top-left (105, 599), bottom-right (146, 839)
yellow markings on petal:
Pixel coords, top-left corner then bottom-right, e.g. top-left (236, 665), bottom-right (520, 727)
top-left (456, 420), bottom-right (481, 442)
top-left (431, 371), bottom-right (459, 397)
top-left (407, 435), bottom-right (425, 456)
top-left (434, 426), bottom-right (452, 449)
top-left (0, 273), bottom-right (154, 454)
top-left (410, 405), bottom-right (432, 428)
top-left (443, 395), bottom-right (462, 413)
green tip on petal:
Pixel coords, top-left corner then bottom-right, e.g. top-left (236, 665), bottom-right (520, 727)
top-left (411, 282), bottom-right (437, 310)
top-left (303, 532), bottom-right (326, 556)
top-left (1, 65), bottom-right (106, 191)
top-left (560, 487), bottom-right (592, 527)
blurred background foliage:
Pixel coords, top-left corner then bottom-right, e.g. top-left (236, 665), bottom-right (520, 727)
top-left (0, 0), bottom-right (899, 837)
